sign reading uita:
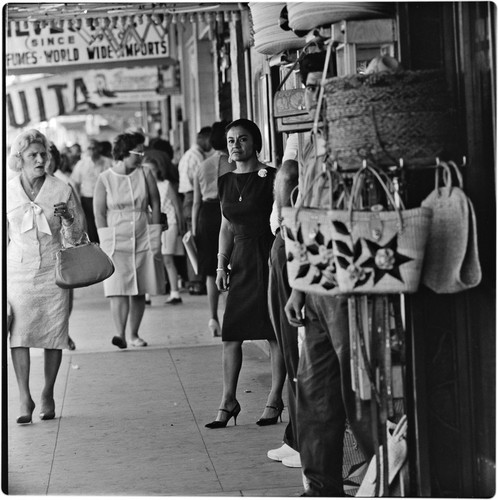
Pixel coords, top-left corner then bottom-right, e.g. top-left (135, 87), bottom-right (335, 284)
top-left (6, 19), bottom-right (170, 74)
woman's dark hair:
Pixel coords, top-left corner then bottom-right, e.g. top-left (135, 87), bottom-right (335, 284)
top-left (143, 156), bottom-right (166, 182)
top-left (49, 143), bottom-right (61, 170)
top-left (112, 132), bottom-right (145, 161)
top-left (210, 121), bottom-right (229, 151)
top-left (299, 52), bottom-right (327, 85)
top-left (99, 140), bottom-right (113, 158)
top-left (149, 138), bottom-right (174, 159)
top-left (225, 118), bottom-right (262, 154)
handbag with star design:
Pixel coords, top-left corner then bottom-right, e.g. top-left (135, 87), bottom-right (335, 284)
top-left (282, 164), bottom-right (433, 295)
top-left (281, 165), bottom-right (350, 296)
top-left (330, 165), bottom-right (433, 294)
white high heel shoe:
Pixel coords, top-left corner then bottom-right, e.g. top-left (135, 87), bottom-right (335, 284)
top-left (208, 319), bottom-right (221, 337)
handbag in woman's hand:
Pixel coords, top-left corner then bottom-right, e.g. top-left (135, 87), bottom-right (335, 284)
top-left (55, 233), bottom-right (115, 289)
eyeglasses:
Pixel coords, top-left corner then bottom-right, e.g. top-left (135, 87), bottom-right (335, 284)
top-left (305, 84), bottom-right (320, 93)
top-left (129, 150), bottom-right (145, 157)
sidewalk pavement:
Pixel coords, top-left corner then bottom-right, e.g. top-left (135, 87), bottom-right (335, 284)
top-left (5, 283), bottom-right (305, 496)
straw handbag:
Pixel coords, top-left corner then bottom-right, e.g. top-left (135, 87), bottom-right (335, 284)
top-left (324, 70), bottom-right (459, 170)
top-left (281, 167), bottom-right (349, 295)
top-left (330, 165), bottom-right (433, 294)
top-left (421, 161), bottom-right (481, 293)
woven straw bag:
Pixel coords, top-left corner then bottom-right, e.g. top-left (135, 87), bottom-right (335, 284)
top-left (324, 70), bottom-right (459, 170)
top-left (421, 161), bottom-right (481, 293)
top-left (287, 2), bottom-right (394, 31)
top-left (249, 2), bottom-right (306, 55)
top-left (281, 167), bottom-right (350, 296)
top-left (330, 166), bottom-right (432, 294)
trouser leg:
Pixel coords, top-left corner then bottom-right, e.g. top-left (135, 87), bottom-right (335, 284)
top-left (312, 295), bottom-right (375, 460)
top-left (268, 231), bottom-right (299, 450)
top-left (297, 294), bottom-right (347, 496)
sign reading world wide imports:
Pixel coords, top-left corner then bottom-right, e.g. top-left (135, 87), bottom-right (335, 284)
top-left (6, 20), bottom-right (171, 74)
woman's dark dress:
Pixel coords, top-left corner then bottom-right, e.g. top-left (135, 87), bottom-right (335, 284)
top-left (218, 167), bottom-right (276, 341)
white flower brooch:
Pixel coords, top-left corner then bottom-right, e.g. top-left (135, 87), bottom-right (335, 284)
top-left (258, 168), bottom-right (268, 178)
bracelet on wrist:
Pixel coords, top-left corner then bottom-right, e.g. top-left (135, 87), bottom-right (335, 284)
top-left (217, 252), bottom-right (229, 262)
top-left (216, 267), bottom-right (226, 272)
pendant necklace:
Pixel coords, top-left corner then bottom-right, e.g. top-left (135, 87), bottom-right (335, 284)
top-left (235, 174), bottom-right (250, 202)
top-left (22, 175), bottom-right (39, 198)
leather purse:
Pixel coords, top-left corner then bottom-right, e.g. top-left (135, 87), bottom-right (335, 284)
top-left (274, 89), bottom-right (315, 133)
top-left (55, 233), bottom-right (115, 289)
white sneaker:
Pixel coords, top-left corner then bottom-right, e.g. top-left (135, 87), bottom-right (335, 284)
top-left (267, 443), bottom-right (298, 462)
top-left (302, 471), bottom-right (310, 491)
top-left (282, 453), bottom-right (302, 468)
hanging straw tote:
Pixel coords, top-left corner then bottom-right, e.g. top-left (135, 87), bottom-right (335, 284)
top-left (323, 70), bottom-right (460, 170)
top-left (421, 161), bottom-right (481, 293)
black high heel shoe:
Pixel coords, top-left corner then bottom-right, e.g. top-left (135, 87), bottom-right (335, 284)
top-left (256, 403), bottom-right (284, 426)
top-left (205, 401), bottom-right (241, 429)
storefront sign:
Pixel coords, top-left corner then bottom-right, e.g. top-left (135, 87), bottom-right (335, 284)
top-left (7, 65), bottom-right (180, 130)
top-left (6, 19), bottom-right (171, 74)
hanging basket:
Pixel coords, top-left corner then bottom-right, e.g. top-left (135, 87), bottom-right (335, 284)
top-left (324, 70), bottom-right (460, 169)
top-left (287, 2), bottom-right (395, 31)
top-left (250, 2), bottom-right (307, 55)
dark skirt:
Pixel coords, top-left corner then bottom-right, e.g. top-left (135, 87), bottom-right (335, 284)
top-left (222, 230), bottom-right (276, 341)
top-left (196, 200), bottom-right (221, 277)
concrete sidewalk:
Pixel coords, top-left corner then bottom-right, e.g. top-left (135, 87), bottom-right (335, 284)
top-left (5, 284), bottom-right (305, 496)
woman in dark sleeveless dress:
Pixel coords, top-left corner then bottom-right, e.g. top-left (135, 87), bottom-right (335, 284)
top-left (205, 119), bottom-right (286, 429)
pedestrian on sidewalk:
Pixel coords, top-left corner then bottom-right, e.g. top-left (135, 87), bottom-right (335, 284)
top-left (281, 53), bottom-right (374, 496)
top-left (70, 138), bottom-right (112, 243)
top-left (145, 156), bottom-right (185, 305)
top-left (205, 119), bottom-right (286, 429)
top-left (266, 133), bottom-right (302, 469)
top-left (93, 131), bottom-right (165, 349)
top-left (178, 126), bottom-right (212, 295)
top-left (192, 121), bottom-right (233, 337)
top-left (7, 129), bottom-right (86, 424)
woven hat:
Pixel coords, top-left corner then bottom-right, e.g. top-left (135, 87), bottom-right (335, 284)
top-left (421, 161), bottom-right (481, 293)
top-left (287, 2), bottom-right (395, 31)
top-left (250, 2), bottom-right (307, 55)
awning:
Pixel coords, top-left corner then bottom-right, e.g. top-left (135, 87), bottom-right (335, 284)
top-left (6, 3), bottom-right (248, 75)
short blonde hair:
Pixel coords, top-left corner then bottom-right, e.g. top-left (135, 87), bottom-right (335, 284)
top-left (8, 129), bottom-right (52, 172)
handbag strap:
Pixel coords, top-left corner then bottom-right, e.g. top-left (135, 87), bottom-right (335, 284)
top-left (292, 167), bottom-right (349, 225)
top-left (348, 165), bottom-right (404, 232)
top-left (435, 160), bottom-right (463, 194)
top-left (275, 39), bottom-right (322, 92)
top-left (60, 231), bottom-right (90, 249)
top-left (141, 166), bottom-right (151, 206)
top-left (312, 40), bottom-right (333, 136)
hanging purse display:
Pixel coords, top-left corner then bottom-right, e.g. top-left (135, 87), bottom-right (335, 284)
top-left (274, 88), bottom-right (316, 133)
top-left (55, 233), bottom-right (115, 289)
top-left (330, 165), bottom-right (433, 294)
top-left (272, 38), bottom-right (325, 134)
top-left (421, 160), bottom-right (481, 293)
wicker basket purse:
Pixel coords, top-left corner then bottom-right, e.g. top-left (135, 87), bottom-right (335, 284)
top-left (323, 70), bottom-right (459, 170)
top-left (330, 165), bottom-right (433, 294)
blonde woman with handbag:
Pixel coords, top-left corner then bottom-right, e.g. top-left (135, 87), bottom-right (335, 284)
top-left (7, 129), bottom-right (85, 424)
